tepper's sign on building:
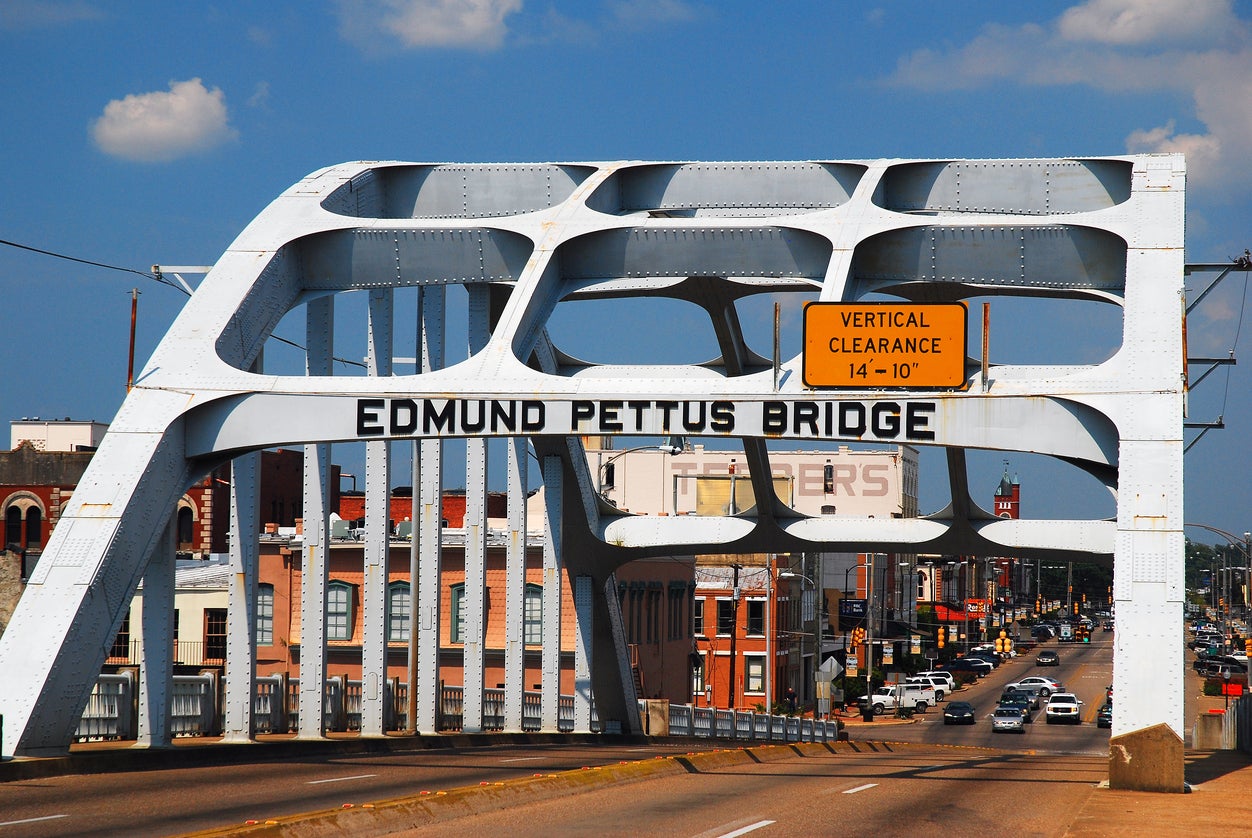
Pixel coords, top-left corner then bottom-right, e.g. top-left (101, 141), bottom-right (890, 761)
top-left (803, 302), bottom-right (968, 388)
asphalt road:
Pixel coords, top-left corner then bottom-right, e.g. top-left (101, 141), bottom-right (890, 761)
top-left (0, 634), bottom-right (1116, 836)
top-left (380, 744), bottom-right (1108, 838)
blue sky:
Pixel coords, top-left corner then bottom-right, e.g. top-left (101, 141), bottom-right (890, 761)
top-left (2, 0), bottom-right (1251, 545)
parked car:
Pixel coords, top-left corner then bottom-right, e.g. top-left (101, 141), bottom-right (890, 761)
top-left (943, 701), bottom-right (977, 725)
top-left (916, 671), bottom-right (958, 695)
top-left (940, 658), bottom-right (993, 678)
top-left (905, 675), bottom-right (949, 701)
top-left (1035, 649), bottom-right (1060, 667)
top-left (963, 652), bottom-right (1002, 668)
top-left (1097, 701), bottom-right (1113, 729)
top-left (992, 706), bottom-right (1026, 733)
top-left (1045, 693), bottom-right (1083, 724)
top-left (1007, 676), bottom-right (1063, 697)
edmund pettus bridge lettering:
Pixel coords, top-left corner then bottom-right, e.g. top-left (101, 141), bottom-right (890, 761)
top-left (355, 397), bottom-right (937, 442)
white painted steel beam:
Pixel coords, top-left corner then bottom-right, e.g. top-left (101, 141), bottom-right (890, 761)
top-left (223, 451), bottom-right (260, 742)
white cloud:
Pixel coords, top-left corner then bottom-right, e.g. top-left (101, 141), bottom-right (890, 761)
top-left (336, 0), bottom-right (523, 51)
top-left (1057, 0), bottom-right (1236, 46)
top-left (90, 79), bottom-right (238, 163)
top-left (885, 1), bottom-right (1252, 193)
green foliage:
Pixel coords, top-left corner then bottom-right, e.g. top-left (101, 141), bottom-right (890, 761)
top-left (1203, 679), bottom-right (1222, 697)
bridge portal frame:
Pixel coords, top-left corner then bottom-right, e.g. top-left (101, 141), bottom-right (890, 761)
top-left (0, 156), bottom-right (1184, 790)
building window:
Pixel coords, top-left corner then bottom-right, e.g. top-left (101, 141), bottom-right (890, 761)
top-left (450, 583), bottom-right (466, 644)
top-left (256, 583), bottom-right (274, 645)
top-left (716, 599), bottom-right (735, 636)
top-left (746, 599), bottom-right (765, 636)
top-left (177, 506), bottom-right (194, 547)
top-left (24, 507), bottom-right (41, 547)
top-left (388, 581), bottom-right (410, 643)
top-left (692, 652), bottom-right (706, 694)
top-left (205, 608), bottom-right (227, 661)
top-left (5, 506), bottom-right (22, 547)
top-left (745, 654), bottom-right (765, 693)
top-left (524, 583), bottom-right (543, 645)
top-left (693, 598), bottom-right (705, 637)
top-left (327, 582), bottom-right (353, 641)
top-left (109, 612), bottom-right (131, 661)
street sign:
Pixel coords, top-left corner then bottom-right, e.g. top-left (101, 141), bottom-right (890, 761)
top-left (818, 655), bottom-right (844, 679)
top-left (803, 302), bottom-right (967, 388)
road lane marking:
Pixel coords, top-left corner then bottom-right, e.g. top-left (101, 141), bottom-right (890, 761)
top-left (0, 815), bottom-right (69, 827)
top-left (716, 820), bottom-right (776, 837)
top-left (307, 774), bottom-right (377, 785)
top-left (843, 783), bottom-right (879, 794)
top-left (500, 757), bottom-right (546, 762)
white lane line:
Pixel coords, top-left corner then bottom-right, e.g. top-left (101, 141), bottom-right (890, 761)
top-left (0, 814), bottom-right (69, 827)
top-left (843, 783), bottom-right (879, 794)
top-left (716, 820), bottom-right (776, 837)
top-left (307, 773), bottom-right (377, 785)
top-left (500, 756), bottom-right (546, 763)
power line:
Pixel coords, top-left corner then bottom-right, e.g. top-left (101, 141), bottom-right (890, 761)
top-left (0, 237), bottom-right (189, 295)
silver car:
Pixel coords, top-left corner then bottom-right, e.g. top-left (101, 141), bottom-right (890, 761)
top-left (992, 706), bottom-right (1026, 733)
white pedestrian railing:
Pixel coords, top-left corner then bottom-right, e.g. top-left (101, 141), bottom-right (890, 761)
top-left (70, 673), bottom-right (841, 744)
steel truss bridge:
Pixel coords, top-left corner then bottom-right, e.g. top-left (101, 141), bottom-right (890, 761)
top-left (0, 156), bottom-right (1185, 790)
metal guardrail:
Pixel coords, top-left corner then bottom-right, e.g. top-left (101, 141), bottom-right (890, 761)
top-left (70, 673), bottom-right (838, 744)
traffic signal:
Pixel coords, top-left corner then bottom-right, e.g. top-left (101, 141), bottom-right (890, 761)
top-left (994, 629), bottom-right (1007, 654)
top-left (1082, 626), bottom-right (1090, 644)
top-left (937, 626), bottom-right (946, 648)
top-left (851, 627), bottom-right (865, 646)
top-left (1245, 636), bottom-right (1252, 656)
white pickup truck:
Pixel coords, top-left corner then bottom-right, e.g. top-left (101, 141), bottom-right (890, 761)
top-left (859, 683), bottom-right (936, 715)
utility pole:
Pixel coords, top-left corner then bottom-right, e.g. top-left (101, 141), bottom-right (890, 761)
top-left (865, 554), bottom-right (873, 705)
top-left (728, 564), bottom-right (741, 710)
top-left (126, 288), bottom-right (139, 392)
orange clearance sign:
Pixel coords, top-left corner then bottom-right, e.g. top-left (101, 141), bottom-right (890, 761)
top-left (803, 302), bottom-right (968, 388)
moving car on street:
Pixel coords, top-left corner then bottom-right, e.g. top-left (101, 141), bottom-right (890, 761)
top-left (992, 706), bottom-right (1027, 733)
top-left (1045, 693), bottom-right (1084, 724)
top-left (1007, 676), bottom-right (1063, 697)
top-left (1035, 649), bottom-right (1060, 667)
top-left (943, 701), bottom-right (977, 725)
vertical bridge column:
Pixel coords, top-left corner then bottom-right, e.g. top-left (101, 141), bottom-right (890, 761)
top-left (462, 285), bottom-right (491, 733)
top-left (573, 574), bottom-right (593, 733)
top-left (362, 289), bottom-right (393, 736)
top-left (541, 455), bottom-right (563, 732)
top-left (137, 522), bottom-right (175, 747)
top-left (223, 451), bottom-right (260, 742)
top-left (503, 438), bottom-right (528, 732)
top-left (414, 286), bottom-right (445, 733)
top-left (299, 296), bottom-right (334, 739)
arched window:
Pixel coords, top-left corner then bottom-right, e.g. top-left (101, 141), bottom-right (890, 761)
top-left (524, 583), bottom-right (543, 645)
top-left (327, 581), bottom-right (354, 641)
top-left (177, 506), bottom-right (195, 547)
top-left (23, 506), bottom-right (41, 547)
top-left (256, 583), bottom-right (274, 645)
top-left (5, 505), bottom-right (21, 547)
top-left (450, 583), bottom-right (465, 644)
top-left (388, 581), bottom-right (411, 643)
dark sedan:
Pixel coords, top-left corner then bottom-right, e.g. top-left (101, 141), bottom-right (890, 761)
top-left (943, 701), bottom-right (977, 725)
top-left (1097, 701), bottom-right (1113, 729)
top-left (1036, 649), bottom-right (1060, 666)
